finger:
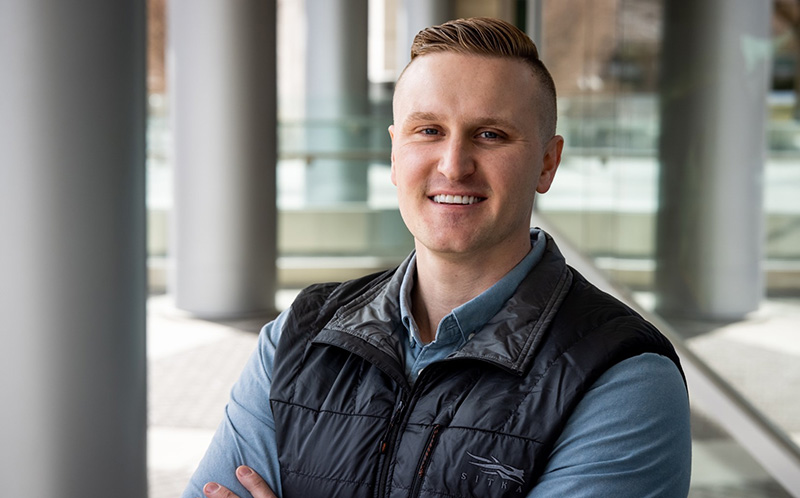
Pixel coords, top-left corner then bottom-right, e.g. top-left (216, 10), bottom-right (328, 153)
top-left (236, 465), bottom-right (278, 498)
top-left (202, 481), bottom-right (241, 498)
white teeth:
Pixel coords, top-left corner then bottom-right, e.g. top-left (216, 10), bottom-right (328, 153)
top-left (433, 194), bottom-right (481, 205)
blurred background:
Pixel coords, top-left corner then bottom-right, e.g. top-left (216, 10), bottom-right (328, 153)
top-left (2, 0), bottom-right (799, 497)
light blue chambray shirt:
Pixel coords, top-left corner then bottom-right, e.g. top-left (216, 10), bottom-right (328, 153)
top-left (182, 229), bottom-right (691, 498)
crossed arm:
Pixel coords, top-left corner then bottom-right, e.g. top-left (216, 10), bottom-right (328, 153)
top-left (183, 308), bottom-right (691, 498)
top-left (186, 356), bottom-right (691, 498)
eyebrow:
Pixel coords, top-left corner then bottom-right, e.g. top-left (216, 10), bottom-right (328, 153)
top-left (404, 111), bottom-right (441, 124)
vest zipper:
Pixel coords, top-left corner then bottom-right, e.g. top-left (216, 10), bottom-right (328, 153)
top-left (409, 423), bottom-right (441, 497)
top-left (375, 397), bottom-right (406, 498)
top-left (375, 368), bottom-right (437, 497)
top-left (378, 399), bottom-right (405, 454)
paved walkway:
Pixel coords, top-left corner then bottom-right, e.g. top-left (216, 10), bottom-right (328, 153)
top-left (146, 293), bottom-right (800, 498)
top-left (147, 294), bottom-right (274, 498)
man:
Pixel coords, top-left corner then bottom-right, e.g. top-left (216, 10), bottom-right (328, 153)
top-left (184, 17), bottom-right (691, 498)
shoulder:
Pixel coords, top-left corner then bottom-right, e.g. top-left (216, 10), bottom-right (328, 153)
top-left (575, 353), bottom-right (688, 423)
top-left (550, 268), bottom-right (685, 388)
top-left (285, 269), bottom-right (397, 329)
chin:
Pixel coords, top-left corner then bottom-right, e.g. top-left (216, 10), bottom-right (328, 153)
top-left (418, 236), bottom-right (481, 257)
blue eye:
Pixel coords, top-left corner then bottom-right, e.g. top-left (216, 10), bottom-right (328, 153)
top-left (422, 128), bottom-right (439, 135)
top-left (480, 131), bottom-right (499, 139)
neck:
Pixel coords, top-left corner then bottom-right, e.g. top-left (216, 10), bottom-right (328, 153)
top-left (410, 237), bottom-right (531, 343)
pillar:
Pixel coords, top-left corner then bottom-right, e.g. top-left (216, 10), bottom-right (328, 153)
top-left (396, 0), bottom-right (455, 74)
top-left (305, 0), bottom-right (371, 205)
top-left (526, 0), bottom-right (543, 53)
top-left (0, 2), bottom-right (147, 497)
top-left (169, 0), bottom-right (278, 317)
top-left (656, 0), bottom-right (771, 320)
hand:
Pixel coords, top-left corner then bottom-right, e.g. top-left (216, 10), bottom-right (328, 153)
top-left (200, 465), bottom-right (278, 498)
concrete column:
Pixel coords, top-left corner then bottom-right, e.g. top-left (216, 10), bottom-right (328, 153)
top-left (0, 2), bottom-right (147, 497)
top-left (396, 0), bottom-right (455, 74)
top-left (305, 0), bottom-right (371, 205)
top-left (526, 0), bottom-right (543, 53)
top-left (656, 0), bottom-right (771, 320)
top-left (170, 0), bottom-right (277, 317)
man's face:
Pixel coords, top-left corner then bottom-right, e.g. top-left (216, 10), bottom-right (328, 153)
top-left (389, 52), bottom-right (563, 262)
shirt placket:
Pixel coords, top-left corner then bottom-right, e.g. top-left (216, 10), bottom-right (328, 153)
top-left (408, 314), bottom-right (464, 382)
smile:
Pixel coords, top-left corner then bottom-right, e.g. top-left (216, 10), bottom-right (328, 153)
top-left (431, 194), bottom-right (484, 205)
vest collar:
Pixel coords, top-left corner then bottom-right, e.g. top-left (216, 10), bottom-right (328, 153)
top-left (316, 232), bottom-right (573, 377)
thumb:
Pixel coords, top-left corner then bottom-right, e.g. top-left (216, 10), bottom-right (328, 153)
top-left (236, 466), bottom-right (278, 498)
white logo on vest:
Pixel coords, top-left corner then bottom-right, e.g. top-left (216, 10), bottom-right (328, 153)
top-left (461, 451), bottom-right (525, 493)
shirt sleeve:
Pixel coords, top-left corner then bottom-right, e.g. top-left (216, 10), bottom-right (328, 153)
top-left (528, 353), bottom-right (692, 498)
top-left (180, 308), bottom-right (289, 498)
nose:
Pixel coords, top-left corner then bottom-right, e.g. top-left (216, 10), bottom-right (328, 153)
top-left (437, 136), bottom-right (476, 181)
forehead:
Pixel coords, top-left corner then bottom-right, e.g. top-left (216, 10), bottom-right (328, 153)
top-left (393, 52), bottom-right (539, 126)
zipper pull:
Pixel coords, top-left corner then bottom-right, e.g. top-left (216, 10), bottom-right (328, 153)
top-left (379, 399), bottom-right (405, 454)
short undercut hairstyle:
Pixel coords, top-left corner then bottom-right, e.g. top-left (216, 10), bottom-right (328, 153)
top-left (404, 17), bottom-right (558, 143)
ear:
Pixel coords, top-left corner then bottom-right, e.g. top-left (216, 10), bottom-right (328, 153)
top-left (536, 135), bottom-right (564, 194)
top-left (388, 124), bottom-right (398, 186)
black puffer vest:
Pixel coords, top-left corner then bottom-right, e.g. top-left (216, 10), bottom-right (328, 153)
top-left (270, 234), bottom-right (684, 498)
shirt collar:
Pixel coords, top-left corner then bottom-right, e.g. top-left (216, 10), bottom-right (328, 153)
top-left (399, 228), bottom-right (546, 346)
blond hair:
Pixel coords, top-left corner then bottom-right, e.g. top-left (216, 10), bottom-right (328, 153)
top-left (403, 17), bottom-right (557, 142)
